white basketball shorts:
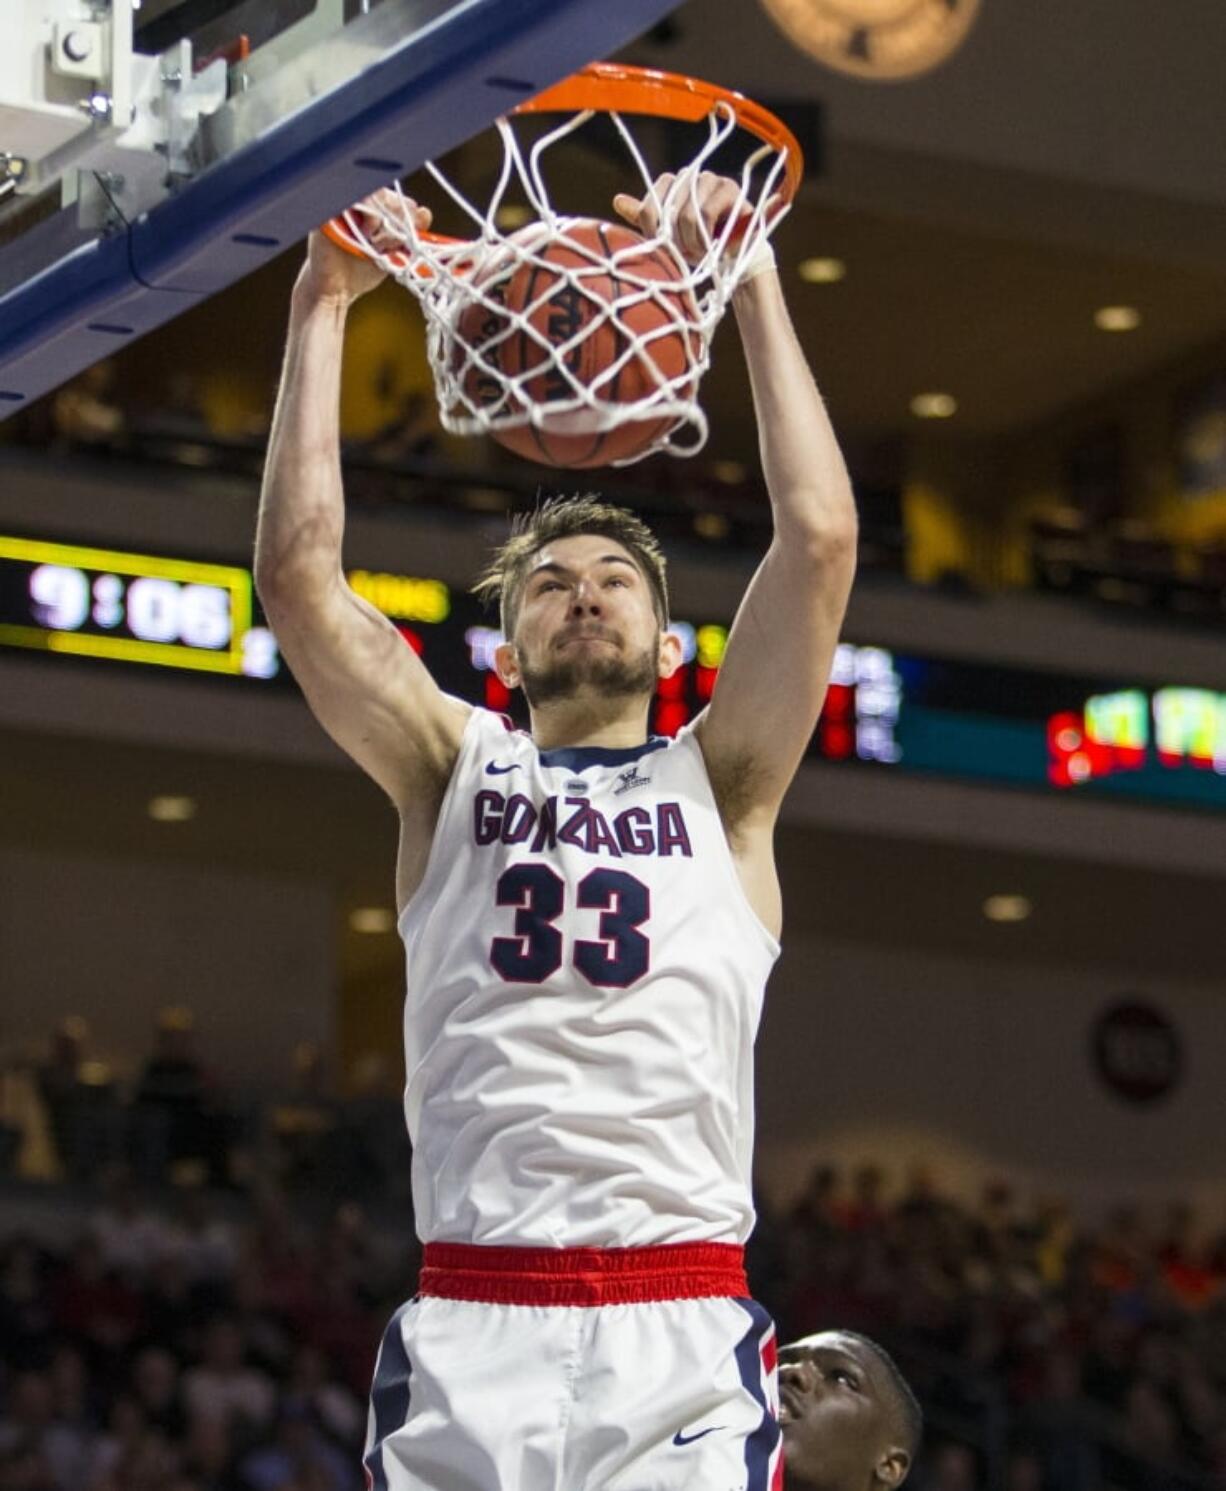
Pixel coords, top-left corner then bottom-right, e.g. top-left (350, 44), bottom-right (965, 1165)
top-left (363, 1241), bottom-right (783, 1491)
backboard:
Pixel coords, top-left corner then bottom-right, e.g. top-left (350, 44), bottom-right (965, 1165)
top-left (0, 0), bottom-right (684, 417)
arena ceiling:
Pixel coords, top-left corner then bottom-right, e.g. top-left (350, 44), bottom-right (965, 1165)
top-left (621, 0), bottom-right (1226, 443)
top-left (17, 0), bottom-right (1226, 453)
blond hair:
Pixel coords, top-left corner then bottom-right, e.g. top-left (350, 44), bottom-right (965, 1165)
top-left (473, 495), bottom-right (670, 637)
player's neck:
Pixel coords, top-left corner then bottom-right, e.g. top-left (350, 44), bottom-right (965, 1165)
top-left (527, 694), bottom-right (653, 751)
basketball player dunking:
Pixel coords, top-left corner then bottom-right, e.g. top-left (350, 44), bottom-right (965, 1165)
top-left (256, 174), bottom-right (858, 1491)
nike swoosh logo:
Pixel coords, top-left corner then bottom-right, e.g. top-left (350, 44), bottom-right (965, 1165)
top-left (485, 762), bottom-right (522, 775)
top-left (672, 1426), bottom-right (725, 1446)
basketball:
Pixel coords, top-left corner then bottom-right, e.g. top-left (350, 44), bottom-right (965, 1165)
top-left (454, 218), bottom-right (701, 468)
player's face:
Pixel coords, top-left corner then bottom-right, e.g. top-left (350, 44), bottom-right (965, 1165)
top-left (778, 1333), bottom-right (908, 1491)
top-left (506, 534), bottom-right (671, 707)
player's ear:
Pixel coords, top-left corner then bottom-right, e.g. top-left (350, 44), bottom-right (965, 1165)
top-left (874, 1446), bottom-right (911, 1489)
top-left (494, 639), bottom-right (521, 689)
top-left (657, 629), bottom-right (683, 680)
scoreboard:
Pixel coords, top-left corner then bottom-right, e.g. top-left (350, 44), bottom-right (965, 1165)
top-left (3, 530), bottom-right (1225, 814)
top-left (0, 535), bottom-right (273, 677)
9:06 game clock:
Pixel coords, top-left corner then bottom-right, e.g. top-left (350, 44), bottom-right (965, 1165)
top-left (0, 535), bottom-right (279, 679)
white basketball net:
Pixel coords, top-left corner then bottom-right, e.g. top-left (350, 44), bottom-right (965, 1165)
top-left (336, 98), bottom-right (792, 464)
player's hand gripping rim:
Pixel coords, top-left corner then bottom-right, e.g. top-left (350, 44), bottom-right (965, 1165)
top-left (303, 188), bottom-right (434, 305)
top-left (613, 170), bottom-right (782, 279)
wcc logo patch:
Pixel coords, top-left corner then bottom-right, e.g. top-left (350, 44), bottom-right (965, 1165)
top-left (613, 764), bottom-right (652, 795)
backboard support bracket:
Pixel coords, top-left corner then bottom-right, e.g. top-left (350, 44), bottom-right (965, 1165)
top-left (0, 0), bottom-right (684, 415)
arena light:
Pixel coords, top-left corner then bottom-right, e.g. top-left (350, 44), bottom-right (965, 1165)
top-left (798, 256), bottom-right (846, 284)
top-left (693, 512), bottom-right (731, 540)
top-left (983, 893), bottom-right (1032, 924)
top-left (711, 460), bottom-right (747, 484)
top-left (760, 0), bottom-right (982, 81)
top-left (910, 392), bottom-right (958, 420)
top-left (1094, 305), bottom-right (1141, 333)
top-left (148, 794), bottom-right (196, 822)
top-left (494, 203), bottom-right (534, 229)
top-left (350, 907), bottom-right (397, 935)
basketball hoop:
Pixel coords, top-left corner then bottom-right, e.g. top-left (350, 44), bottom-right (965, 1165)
top-left (323, 64), bottom-right (804, 466)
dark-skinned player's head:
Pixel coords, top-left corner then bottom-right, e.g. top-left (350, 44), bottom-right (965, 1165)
top-left (779, 1330), bottom-right (921, 1491)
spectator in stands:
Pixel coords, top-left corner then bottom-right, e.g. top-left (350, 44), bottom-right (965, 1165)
top-left (44, 1347), bottom-right (94, 1456)
top-left (164, 1188), bottom-right (239, 1289)
top-left (1172, 1349), bottom-right (1222, 1461)
top-left (238, 1403), bottom-right (357, 1491)
top-left (281, 1346), bottom-right (364, 1449)
top-left (49, 1235), bottom-right (144, 1368)
top-left (49, 362), bottom-right (125, 449)
top-left (131, 1008), bottom-right (217, 1185)
top-left (0, 1369), bottom-right (91, 1491)
top-left (36, 1018), bottom-right (93, 1182)
top-left (0, 1056), bottom-right (57, 1183)
top-left (1015, 1348), bottom-right (1103, 1491)
top-left (1002, 1448), bottom-right (1043, 1491)
top-left (1157, 1202), bottom-right (1219, 1310)
top-left (335, 1052), bottom-right (409, 1203)
top-left (141, 1249), bottom-right (206, 1357)
top-left (921, 1442), bottom-right (980, 1491)
top-left (83, 1395), bottom-right (173, 1491)
top-left (88, 1167), bottom-right (171, 1280)
top-left (0, 1439), bottom-right (59, 1490)
top-left (790, 1163), bottom-right (847, 1238)
top-left (240, 1189), bottom-right (316, 1321)
top-left (0, 1238), bottom-right (54, 1372)
top-left (182, 1318), bottom-right (276, 1433)
top-left (268, 1042), bottom-right (340, 1194)
top-left (178, 1413), bottom-right (245, 1491)
top-left (1081, 1315), bottom-right (1133, 1413)
top-left (895, 1165), bottom-right (947, 1228)
top-left (130, 1346), bottom-right (188, 1441)
top-left (846, 1165), bottom-right (887, 1235)
top-left (1121, 1377), bottom-right (1180, 1468)
top-left (1032, 1199), bottom-right (1074, 1289)
top-left (347, 383), bottom-right (438, 464)
top-left (294, 1261), bottom-right (377, 1402)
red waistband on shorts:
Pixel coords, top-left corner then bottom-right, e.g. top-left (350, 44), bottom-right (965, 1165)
top-left (418, 1241), bottom-right (748, 1307)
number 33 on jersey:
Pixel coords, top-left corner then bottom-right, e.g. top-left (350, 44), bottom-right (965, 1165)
top-left (398, 707), bottom-right (780, 1248)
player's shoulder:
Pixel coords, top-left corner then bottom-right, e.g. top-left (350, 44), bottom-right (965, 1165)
top-left (452, 705), bottom-right (528, 769)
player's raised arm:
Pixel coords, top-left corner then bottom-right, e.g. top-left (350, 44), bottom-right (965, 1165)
top-left (699, 249), bottom-right (857, 817)
top-left (617, 174), bottom-right (857, 833)
top-left (255, 196), bottom-right (470, 810)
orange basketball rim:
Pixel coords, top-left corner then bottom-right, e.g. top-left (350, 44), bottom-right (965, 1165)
top-left (322, 62), bottom-right (805, 267)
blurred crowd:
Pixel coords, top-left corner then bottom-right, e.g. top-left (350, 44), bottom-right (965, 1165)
top-left (754, 1165), bottom-right (1226, 1491)
top-left (5, 1013), bottom-right (1226, 1491)
top-left (0, 1014), bottom-right (412, 1491)
top-left (0, 1012), bottom-right (405, 1203)
top-left (0, 1180), bottom-right (407, 1491)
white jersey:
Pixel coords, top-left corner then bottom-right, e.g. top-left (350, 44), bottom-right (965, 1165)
top-left (398, 706), bottom-right (780, 1249)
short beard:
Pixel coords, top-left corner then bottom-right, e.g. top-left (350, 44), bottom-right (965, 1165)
top-left (519, 641), bottom-right (658, 709)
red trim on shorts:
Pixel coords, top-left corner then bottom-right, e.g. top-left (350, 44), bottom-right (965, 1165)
top-left (419, 1241), bottom-right (748, 1306)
